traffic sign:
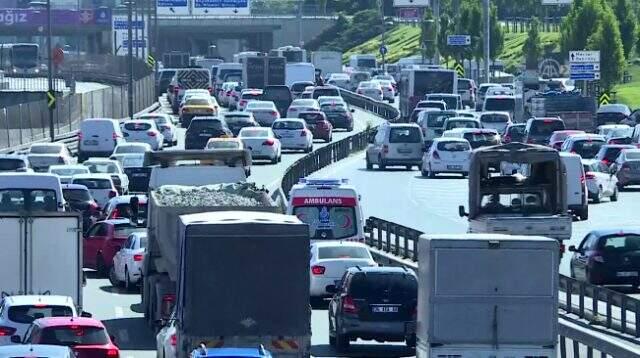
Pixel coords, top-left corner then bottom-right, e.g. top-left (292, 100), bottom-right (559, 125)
top-left (379, 45), bottom-right (388, 56)
top-left (46, 90), bottom-right (55, 109)
top-left (52, 47), bottom-right (64, 66)
top-left (599, 92), bottom-right (611, 106)
top-left (570, 63), bottom-right (600, 72)
top-left (569, 51), bottom-right (600, 63)
top-left (570, 72), bottom-right (600, 80)
top-left (393, 0), bottom-right (429, 7)
top-left (447, 35), bottom-right (471, 46)
top-left (146, 54), bottom-right (156, 68)
top-left (454, 63), bottom-right (464, 77)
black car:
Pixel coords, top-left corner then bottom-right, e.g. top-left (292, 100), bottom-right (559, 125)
top-left (524, 117), bottom-right (565, 145)
top-left (185, 117), bottom-right (233, 150)
top-left (62, 184), bottom-right (100, 232)
top-left (262, 85), bottom-right (292, 118)
top-left (328, 266), bottom-right (417, 351)
top-left (321, 102), bottom-right (354, 131)
top-left (223, 112), bottom-right (260, 136)
top-left (503, 123), bottom-right (526, 143)
top-left (570, 229), bottom-right (640, 286)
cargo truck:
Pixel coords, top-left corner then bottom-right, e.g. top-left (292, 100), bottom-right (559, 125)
top-left (172, 211), bottom-right (310, 357)
top-left (416, 234), bottom-right (559, 358)
top-left (311, 51), bottom-right (342, 77)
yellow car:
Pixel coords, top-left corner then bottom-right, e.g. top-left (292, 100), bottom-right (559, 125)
top-left (180, 96), bottom-right (218, 128)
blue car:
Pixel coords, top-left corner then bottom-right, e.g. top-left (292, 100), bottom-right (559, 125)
top-left (190, 345), bottom-right (272, 358)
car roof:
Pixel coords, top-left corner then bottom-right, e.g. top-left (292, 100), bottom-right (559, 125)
top-left (0, 344), bottom-right (73, 355)
top-left (312, 240), bottom-right (369, 249)
top-left (588, 228), bottom-right (640, 237)
top-left (427, 93), bottom-right (460, 97)
top-left (3, 295), bottom-right (75, 307)
top-left (34, 316), bottom-right (104, 328)
top-left (61, 183), bottom-right (89, 190)
top-left (116, 143), bottom-right (151, 147)
top-left (0, 173), bottom-right (61, 189)
top-left (72, 173), bottom-right (114, 180)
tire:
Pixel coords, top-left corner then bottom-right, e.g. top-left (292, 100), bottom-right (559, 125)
top-left (108, 266), bottom-right (121, 287)
top-left (421, 168), bottom-right (428, 177)
top-left (271, 156), bottom-right (278, 164)
top-left (278, 155), bottom-right (282, 163)
top-left (611, 187), bottom-right (619, 202)
top-left (329, 335), bottom-right (336, 346)
top-left (335, 323), bottom-right (350, 352)
top-left (124, 267), bottom-right (133, 292)
top-left (378, 156), bottom-right (386, 170)
top-left (406, 165), bottom-right (412, 171)
top-left (346, 125), bottom-right (354, 132)
top-left (578, 207), bottom-right (589, 221)
top-left (428, 166), bottom-right (436, 179)
top-left (462, 172), bottom-right (469, 178)
top-left (593, 188), bottom-right (602, 203)
top-left (96, 254), bottom-right (107, 277)
top-left (617, 183), bottom-right (625, 191)
top-left (406, 335), bottom-right (416, 348)
top-left (366, 155), bottom-right (373, 170)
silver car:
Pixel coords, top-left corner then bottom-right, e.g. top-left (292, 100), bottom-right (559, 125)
top-left (136, 113), bottom-right (177, 147)
top-left (365, 123), bottom-right (425, 170)
top-left (356, 81), bottom-right (383, 101)
top-left (245, 100), bottom-right (281, 127)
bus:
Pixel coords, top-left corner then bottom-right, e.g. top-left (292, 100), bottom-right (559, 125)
top-left (0, 43), bottom-right (40, 74)
top-left (399, 68), bottom-right (457, 120)
top-left (269, 46), bottom-right (306, 63)
top-left (349, 54), bottom-right (377, 72)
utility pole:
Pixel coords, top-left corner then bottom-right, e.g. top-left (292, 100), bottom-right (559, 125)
top-left (483, 0), bottom-right (490, 83)
top-left (297, 0), bottom-right (303, 47)
top-left (135, 0), bottom-right (140, 59)
top-left (433, 0), bottom-right (440, 65)
top-left (46, 0), bottom-right (54, 142)
top-left (153, 0), bottom-right (158, 75)
top-left (379, 0), bottom-right (386, 72)
top-left (127, 0), bottom-right (134, 118)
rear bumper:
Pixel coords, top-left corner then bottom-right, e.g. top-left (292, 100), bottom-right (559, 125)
top-left (382, 157), bottom-right (422, 166)
top-left (340, 317), bottom-right (413, 341)
top-left (617, 173), bottom-right (640, 186)
top-left (78, 150), bottom-right (113, 158)
top-left (310, 277), bottom-right (340, 297)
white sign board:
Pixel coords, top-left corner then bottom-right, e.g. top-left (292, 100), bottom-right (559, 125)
top-left (394, 0), bottom-right (429, 7)
top-left (542, 0), bottom-right (572, 4)
top-left (569, 51), bottom-right (600, 63)
top-left (157, 0), bottom-right (190, 16)
top-left (192, 0), bottom-right (251, 15)
top-left (112, 15), bottom-right (147, 59)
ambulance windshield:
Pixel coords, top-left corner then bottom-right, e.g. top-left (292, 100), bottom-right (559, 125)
top-left (293, 197), bottom-right (357, 240)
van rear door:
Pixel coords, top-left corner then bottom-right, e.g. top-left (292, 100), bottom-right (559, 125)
top-left (0, 216), bottom-right (24, 294)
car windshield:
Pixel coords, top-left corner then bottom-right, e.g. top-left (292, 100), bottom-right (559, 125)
top-left (62, 188), bottom-right (91, 202)
top-left (481, 114), bottom-right (509, 123)
top-left (389, 127), bottom-right (422, 143)
top-left (0, 189), bottom-right (58, 212)
top-left (318, 246), bottom-right (370, 259)
top-left (0, 159), bottom-right (26, 171)
top-left (427, 112), bottom-right (454, 127)
top-left (293, 206), bottom-right (357, 240)
top-left (207, 141), bottom-right (241, 149)
top-left (573, 140), bottom-right (605, 159)
top-left (480, 192), bottom-right (549, 215)
top-left (115, 146), bottom-right (147, 154)
top-left (240, 129), bottom-right (269, 137)
top-left (273, 121), bottom-right (304, 130)
top-left (437, 141), bottom-right (470, 151)
top-left (529, 120), bottom-right (565, 136)
top-left (30, 145), bottom-right (60, 154)
top-left (38, 326), bottom-right (109, 346)
top-left (508, 125), bottom-right (526, 135)
top-left (349, 273), bottom-right (417, 300)
top-left (85, 163), bottom-right (119, 174)
top-left (51, 168), bottom-right (88, 176)
top-left (8, 305), bottom-right (73, 324)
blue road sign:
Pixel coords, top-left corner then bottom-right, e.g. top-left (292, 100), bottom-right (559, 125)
top-left (447, 35), bottom-right (471, 46)
top-left (570, 63), bottom-right (599, 72)
top-left (379, 45), bottom-right (388, 56)
top-left (570, 72), bottom-right (600, 80)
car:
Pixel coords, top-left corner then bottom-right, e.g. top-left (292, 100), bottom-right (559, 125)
top-left (184, 117), bottom-right (233, 150)
top-left (442, 117), bottom-right (481, 132)
top-left (611, 148), bottom-right (640, 190)
top-left (442, 128), bottom-right (501, 149)
top-left (594, 144), bottom-right (636, 167)
top-left (156, 68), bottom-right (177, 97)
top-left (320, 101), bottom-right (354, 131)
top-left (485, 86), bottom-right (514, 97)
top-left (237, 89), bottom-right (263, 111)
top-left (524, 117), bottom-right (566, 145)
top-left (356, 81), bottom-right (383, 101)
top-left (110, 231), bottom-right (147, 290)
top-left (425, 93), bottom-right (462, 111)
top-left (327, 73), bottom-right (351, 89)
top-left (190, 346), bottom-right (273, 358)
top-left (156, 314), bottom-right (177, 358)
top-left (27, 143), bottom-right (73, 172)
top-left (372, 79), bottom-right (395, 103)
top-left (102, 194), bottom-right (147, 222)
top-left (121, 119), bottom-right (164, 151)
top-left (327, 266), bottom-right (418, 351)
top-left (560, 133), bottom-right (606, 160)
top-left (366, 123), bottom-right (424, 170)
top-left (0, 155), bottom-right (30, 172)
top-left (222, 112), bottom-right (259, 136)
top-left (502, 123), bottom-right (526, 143)
top-left (548, 130), bottom-right (585, 151)
top-left (582, 159), bottom-right (619, 203)
top-left (136, 113), bottom-right (178, 146)
top-left (0, 344), bottom-right (75, 357)
top-left (206, 138), bottom-right (244, 150)
top-left (61, 183), bottom-right (100, 231)
top-left (416, 110), bottom-right (457, 145)
top-left (596, 124), bottom-right (632, 141)
top-left (245, 101), bottom-right (281, 127)
top-left (422, 137), bottom-right (471, 178)
top-left (82, 158), bottom-right (129, 196)
top-left (48, 165), bottom-right (90, 184)
top-left (272, 118), bottom-right (313, 153)
top-left (457, 78), bottom-right (476, 108)
top-left (83, 218), bottom-right (144, 275)
top-left (287, 98), bottom-right (320, 118)
top-left (569, 228), bottom-right (640, 286)
top-left (71, 173), bottom-right (118, 208)
top-left (560, 153), bottom-right (589, 220)
top-left (110, 143), bottom-right (152, 165)
top-left (0, 295), bottom-right (79, 346)
top-left (298, 111), bottom-right (333, 142)
top-left (180, 96), bottom-right (219, 128)
top-left (476, 82), bottom-right (500, 110)
top-left (309, 241), bottom-right (377, 302)
top-left (349, 71), bottom-right (371, 91)
top-left (169, 68), bottom-right (213, 113)
top-left (478, 111), bottom-right (511, 134)
top-left (597, 103), bottom-right (631, 126)
top-left (179, 89), bottom-right (211, 114)
top-left (237, 127), bottom-right (282, 164)
top-left (78, 118), bottom-right (125, 162)
top-left (291, 81), bottom-right (315, 98)
top-left (227, 84), bottom-right (244, 110)
top-left (18, 317), bottom-right (119, 358)
top-left (372, 73), bottom-right (397, 91)
top-left (219, 82), bottom-right (239, 107)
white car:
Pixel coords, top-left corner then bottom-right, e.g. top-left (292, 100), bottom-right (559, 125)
top-left (48, 164), bottom-right (90, 184)
top-left (479, 111), bottom-right (512, 134)
top-left (421, 137), bottom-right (472, 178)
top-left (111, 231), bottom-right (147, 290)
top-left (272, 118), bottom-right (313, 153)
top-left (110, 143), bottom-right (152, 165)
top-left (82, 158), bottom-right (129, 195)
top-left (372, 79), bottom-right (395, 103)
top-left (309, 241), bottom-right (376, 301)
top-left (136, 113), bottom-right (178, 146)
top-left (71, 173), bottom-right (118, 207)
top-left (596, 124), bottom-right (632, 141)
top-left (0, 295), bottom-right (79, 345)
top-left (327, 73), bottom-right (351, 89)
top-left (238, 88), bottom-right (263, 111)
top-left (356, 81), bottom-right (383, 101)
top-left (287, 99), bottom-right (320, 118)
top-left (0, 344), bottom-right (74, 357)
top-left (156, 317), bottom-right (177, 358)
top-left (27, 143), bottom-right (73, 172)
top-left (121, 119), bottom-right (164, 151)
top-left (582, 159), bottom-right (619, 203)
top-left (245, 101), bottom-right (281, 127)
top-left (238, 127), bottom-right (282, 164)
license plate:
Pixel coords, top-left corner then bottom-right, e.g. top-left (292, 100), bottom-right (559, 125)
top-left (83, 140), bottom-right (98, 145)
top-left (372, 306), bottom-right (399, 313)
top-left (398, 149), bottom-right (412, 154)
top-left (616, 271), bottom-right (638, 277)
top-left (199, 133), bottom-right (211, 137)
top-left (447, 165), bottom-right (462, 170)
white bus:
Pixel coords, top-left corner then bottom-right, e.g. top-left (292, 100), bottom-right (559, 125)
top-left (349, 54), bottom-right (377, 72)
top-left (269, 46), bottom-right (307, 63)
top-left (399, 68), bottom-right (457, 120)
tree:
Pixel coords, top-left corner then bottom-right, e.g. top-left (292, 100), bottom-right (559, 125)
top-left (488, 4), bottom-right (504, 61)
top-left (560, 0), bottom-right (604, 54)
top-left (588, 6), bottom-right (625, 89)
top-left (421, 7), bottom-right (437, 60)
top-left (437, 15), bottom-right (453, 65)
top-left (523, 17), bottom-right (542, 70)
top-left (612, 0), bottom-right (637, 59)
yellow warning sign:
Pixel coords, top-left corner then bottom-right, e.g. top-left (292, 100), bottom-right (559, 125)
top-left (454, 62), bottom-right (464, 77)
top-left (46, 90), bottom-right (56, 109)
top-left (146, 55), bottom-right (156, 68)
top-left (599, 92), bottom-right (611, 106)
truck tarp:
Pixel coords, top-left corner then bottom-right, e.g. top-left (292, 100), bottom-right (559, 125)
top-left (177, 211), bottom-right (310, 337)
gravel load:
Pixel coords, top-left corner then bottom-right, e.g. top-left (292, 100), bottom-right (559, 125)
top-left (152, 183), bottom-right (273, 207)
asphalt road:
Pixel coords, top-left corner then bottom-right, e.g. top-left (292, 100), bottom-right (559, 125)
top-left (81, 98), bottom-right (385, 358)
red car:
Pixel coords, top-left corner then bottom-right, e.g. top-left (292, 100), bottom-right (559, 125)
top-left (17, 317), bottom-right (119, 358)
top-left (83, 219), bottom-right (144, 275)
top-left (548, 130), bottom-right (584, 150)
top-left (298, 111), bottom-right (333, 142)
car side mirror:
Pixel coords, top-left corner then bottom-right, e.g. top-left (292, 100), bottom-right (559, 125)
top-left (81, 311), bottom-right (93, 318)
top-left (10, 335), bottom-right (21, 344)
top-left (325, 285), bottom-right (337, 294)
top-left (350, 109), bottom-right (355, 113)
top-left (568, 245), bottom-right (578, 253)
top-left (458, 205), bottom-right (468, 217)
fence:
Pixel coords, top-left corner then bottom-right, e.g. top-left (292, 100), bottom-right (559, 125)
top-left (502, 17), bottom-right (563, 33)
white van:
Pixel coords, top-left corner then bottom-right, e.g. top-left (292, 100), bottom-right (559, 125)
top-left (78, 118), bottom-right (125, 162)
top-left (349, 54), bottom-right (377, 71)
top-left (287, 178), bottom-right (364, 242)
top-left (0, 173), bottom-right (65, 212)
top-left (483, 95), bottom-right (516, 121)
top-left (559, 152), bottom-right (588, 221)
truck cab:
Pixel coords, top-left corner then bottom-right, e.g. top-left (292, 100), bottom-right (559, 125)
top-left (287, 178), bottom-right (364, 242)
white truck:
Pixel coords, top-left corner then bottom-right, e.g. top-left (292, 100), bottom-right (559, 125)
top-left (311, 51), bottom-right (342, 77)
top-left (416, 234), bottom-right (559, 358)
top-left (286, 62), bottom-right (316, 87)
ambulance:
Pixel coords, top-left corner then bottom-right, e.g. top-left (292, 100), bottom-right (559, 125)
top-left (287, 178), bottom-right (364, 242)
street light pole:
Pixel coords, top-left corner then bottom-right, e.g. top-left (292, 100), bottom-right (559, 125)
top-left (127, 0), bottom-right (134, 119)
top-left (483, 0), bottom-right (490, 83)
top-left (433, 0), bottom-right (440, 65)
top-left (46, 0), bottom-right (54, 142)
top-left (135, 0), bottom-right (140, 59)
top-left (379, 0), bottom-right (385, 72)
top-left (297, 0), bottom-right (303, 47)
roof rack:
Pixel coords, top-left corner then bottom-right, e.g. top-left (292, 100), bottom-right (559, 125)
top-left (298, 178), bottom-right (348, 186)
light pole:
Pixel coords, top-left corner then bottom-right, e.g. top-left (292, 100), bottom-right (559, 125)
top-left (46, 0), bottom-right (54, 142)
top-left (483, 0), bottom-right (490, 83)
top-left (127, 0), bottom-right (134, 118)
top-left (297, 0), bottom-right (303, 47)
top-left (433, 0), bottom-right (440, 65)
top-left (135, 0), bottom-right (140, 59)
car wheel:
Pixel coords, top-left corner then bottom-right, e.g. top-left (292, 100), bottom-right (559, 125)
top-left (108, 266), bottom-right (121, 287)
top-left (593, 188), bottom-right (602, 203)
top-left (271, 156), bottom-right (278, 164)
top-left (617, 182), bottom-right (625, 191)
top-left (406, 335), bottom-right (416, 348)
top-left (462, 172), bottom-right (469, 178)
top-left (172, 140), bottom-right (178, 146)
top-left (406, 165), bottom-right (412, 171)
top-left (421, 167), bottom-right (428, 177)
top-left (96, 254), bottom-right (107, 277)
top-left (611, 187), bottom-right (619, 202)
top-left (378, 156), bottom-right (386, 170)
top-left (278, 155), bottom-right (282, 163)
top-left (366, 155), bottom-right (373, 170)
top-left (346, 125), bottom-right (354, 132)
top-left (335, 322), bottom-right (350, 352)
top-left (125, 267), bottom-right (132, 292)
top-left (578, 207), bottom-right (589, 221)
top-left (586, 268), bottom-right (598, 285)
top-left (428, 166), bottom-right (436, 179)
top-left (326, 136), bottom-right (332, 143)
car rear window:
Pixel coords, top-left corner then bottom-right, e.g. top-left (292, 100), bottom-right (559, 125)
top-left (224, 115), bottom-right (254, 124)
top-left (241, 93), bottom-right (262, 100)
top-left (240, 129), bottom-right (269, 137)
top-left (626, 152), bottom-right (640, 160)
top-left (600, 234), bottom-right (640, 253)
top-left (389, 127), bottom-right (422, 143)
top-left (115, 203), bottom-right (147, 219)
top-left (463, 132), bottom-right (499, 144)
top-left (602, 148), bottom-right (624, 162)
top-left (349, 273), bottom-right (417, 300)
top-left (8, 305), bottom-right (73, 324)
top-left (573, 140), bottom-right (605, 159)
top-left (318, 246), bottom-right (370, 259)
top-left (508, 125), bottom-right (526, 135)
top-left (446, 120), bottom-right (479, 130)
top-left (273, 121), bottom-right (304, 130)
top-left (115, 146), bottom-right (147, 154)
top-left (437, 141), bottom-right (470, 151)
top-left (63, 189), bottom-right (91, 202)
top-left (124, 122), bottom-right (152, 131)
top-left (248, 102), bottom-right (275, 110)
top-left (38, 326), bottom-right (109, 346)
top-left (529, 119), bottom-right (565, 136)
top-left (481, 114), bottom-right (509, 123)
top-left (427, 112), bottom-right (454, 127)
top-left (73, 179), bottom-right (112, 189)
top-left (0, 189), bottom-right (58, 212)
top-left (114, 224), bottom-right (144, 237)
top-left (0, 159), bottom-right (26, 171)
top-left (299, 113), bottom-right (325, 123)
top-left (321, 104), bottom-right (347, 112)
top-left (292, 99), bottom-right (317, 107)
top-left (263, 87), bottom-right (292, 101)
top-left (427, 96), bottom-right (457, 109)
top-left (458, 80), bottom-right (471, 89)
top-left (186, 98), bottom-right (211, 106)
top-left (207, 141), bottom-right (241, 149)
top-left (30, 145), bottom-right (61, 154)
top-left (84, 163), bottom-right (119, 174)
top-left (189, 120), bottom-right (224, 132)
top-left (313, 89), bottom-right (340, 99)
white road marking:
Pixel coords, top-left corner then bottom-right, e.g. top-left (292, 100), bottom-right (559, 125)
top-left (115, 306), bottom-right (124, 318)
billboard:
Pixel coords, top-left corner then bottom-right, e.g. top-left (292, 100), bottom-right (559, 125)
top-left (157, 0), bottom-right (189, 16)
top-left (112, 14), bottom-right (147, 58)
top-left (0, 8), bottom-right (110, 27)
top-left (192, 0), bottom-right (250, 15)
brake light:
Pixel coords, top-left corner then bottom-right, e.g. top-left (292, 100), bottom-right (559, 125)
top-left (112, 132), bottom-right (119, 139)
top-left (147, 131), bottom-right (157, 137)
top-left (342, 296), bottom-right (357, 314)
top-left (311, 265), bottom-right (325, 275)
top-left (111, 208), bottom-right (120, 218)
top-left (585, 172), bottom-right (596, 180)
top-left (262, 138), bottom-right (275, 146)
top-left (182, 108), bottom-right (189, 113)
top-left (173, 86), bottom-right (180, 95)
top-left (170, 333), bottom-right (177, 346)
top-left (0, 326), bottom-right (16, 336)
top-left (382, 144), bottom-right (389, 154)
top-left (107, 349), bottom-right (119, 357)
top-left (300, 130), bottom-right (307, 137)
top-left (161, 294), bottom-right (175, 320)
top-left (560, 244), bottom-right (565, 255)
top-left (601, 159), bottom-right (610, 165)
top-left (543, 119), bottom-right (554, 123)
top-left (133, 254), bottom-right (143, 262)
top-left (270, 111), bottom-right (278, 116)
top-left (33, 303), bottom-right (48, 308)
top-left (433, 151), bottom-right (440, 160)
